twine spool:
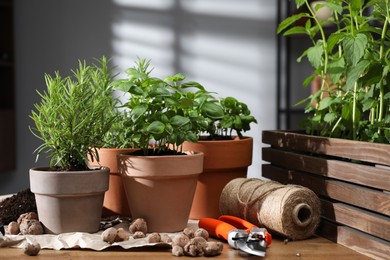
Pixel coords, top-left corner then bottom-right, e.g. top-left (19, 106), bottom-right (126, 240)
top-left (219, 178), bottom-right (321, 240)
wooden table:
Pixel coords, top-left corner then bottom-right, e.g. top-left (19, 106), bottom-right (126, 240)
top-left (0, 235), bottom-right (369, 260)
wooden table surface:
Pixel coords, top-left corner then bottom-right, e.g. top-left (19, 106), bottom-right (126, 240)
top-left (0, 235), bottom-right (369, 260)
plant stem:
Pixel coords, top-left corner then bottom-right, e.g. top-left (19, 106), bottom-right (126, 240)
top-left (378, 14), bottom-right (389, 131)
top-left (352, 82), bottom-right (358, 140)
top-left (305, 0), bottom-right (329, 99)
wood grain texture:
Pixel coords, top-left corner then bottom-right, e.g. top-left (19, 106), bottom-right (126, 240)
top-left (263, 147), bottom-right (390, 191)
top-left (0, 236), bottom-right (370, 260)
top-left (262, 164), bottom-right (390, 216)
top-left (318, 220), bottom-right (390, 260)
top-left (262, 130), bottom-right (390, 166)
top-left (321, 199), bottom-right (390, 241)
top-left (262, 130), bottom-right (390, 259)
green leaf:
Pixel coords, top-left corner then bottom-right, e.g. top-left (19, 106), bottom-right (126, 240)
top-left (282, 26), bottom-right (307, 36)
top-left (185, 132), bottom-right (198, 143)
top-left (165, 123), bottom-right (173, 134)
top-left (131, 105), bottom-right (147, 121)
top-left (307, 43), bottom-right (323, 69)
top-left (359, 62), bottom-right (382, 87)
top-left (295, 0), bottom-right (306, 8)
top-left (324, 112), bottom-right (337, 123)
top-left (181, 81), bottom-right (205, 90)
top-left (318, 97), bottom-right (334, 110)
top-left (303, 74), bottom-right (316, 87)
top-left (150, 86), bottom-right (171, 97)
top-left (129, 85), bottom-right (144, 95)
top-left (170, 115), bottom-right (190, 127)
top-left (327, 58), bottom-right (345, 84)
top-left (147, 121), bottom-right (165, 134)
top-left (362, 98), bottom-right (376, 112)
top-left (351, 0), bottom-right (363, 12)
top-left (322, 2), bottom-right (343, 15)
top-left (346, 59), bottom-right (370, 89)
top-left (343, 34), bottom-right (368, 66)
top-left (327, 33), bottom-right (344, 52)
top-left (164, 73), bottom-right (186, 83)
top-left (277, 13), bottom-right (311, 34)
top-left (342, 102), bottom-right (352, 121)
top-left (112, 80), bottom-right (133, 92)
top-left (201, 102), bottom-right (224, 119)
top-left (180, 98), bottom-right (194, 108)
top-left (125, 68), bottom-right (148, 81)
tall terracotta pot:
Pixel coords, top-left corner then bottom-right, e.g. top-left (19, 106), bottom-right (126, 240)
top-left (181, 137), bottom-right (253, 219)
top-left (89, 148), bottom-right (135, 217)
top-left (29, 167), bottom-right (109, 234)
top-left (118, 151), bottom-right (204, 232)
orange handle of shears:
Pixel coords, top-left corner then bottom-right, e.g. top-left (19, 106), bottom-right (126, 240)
top-left (198, 218), bottom-right (235, 241)
top-left (199, 215), bottom-right (273, 246)
top-left (218, 215), bottom-right (258, 232)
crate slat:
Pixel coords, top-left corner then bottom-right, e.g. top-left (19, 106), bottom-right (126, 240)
top-left (263, 147), bottom-right (390, 191)
top-left (262, 130), bottom-right (390, 166)
top-left (320, 199), bottom-right (390, 241)
top-left (317, 219), bottom-right (390, 260)
top-left (262, 165), bottom-right (390, 216)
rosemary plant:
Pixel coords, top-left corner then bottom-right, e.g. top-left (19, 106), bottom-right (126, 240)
top-left (30, 57), bottom-right (115, 170)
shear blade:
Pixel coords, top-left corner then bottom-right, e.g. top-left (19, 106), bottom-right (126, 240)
top-left (237, 240), bottom-right (266, 257)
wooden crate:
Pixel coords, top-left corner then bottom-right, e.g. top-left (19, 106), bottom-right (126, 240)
top-left (261, 130), bottom-right (390, 259)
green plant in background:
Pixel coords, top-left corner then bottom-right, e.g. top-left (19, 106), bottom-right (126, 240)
top-left (30, 57), bottom-right (115, 170)
top-left (212, 96), bottom-right (257, 139)
top-left (278, 0), bottom-right (390, 143)
top-left (102, 109), bottom-right (137, 149)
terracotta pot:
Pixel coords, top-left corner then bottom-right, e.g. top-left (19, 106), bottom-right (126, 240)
top-left (181, 137), bottom-right (253, 219)
top-left (89, 148), bottom-right (136, 217)
top-left (118, 151), bottom-right (204, 232)
top-left (29, 167), bottom-right (109, 234)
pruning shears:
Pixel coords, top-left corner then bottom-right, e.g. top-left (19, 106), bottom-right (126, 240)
top-left (199, 215), bottom-right (272, 257)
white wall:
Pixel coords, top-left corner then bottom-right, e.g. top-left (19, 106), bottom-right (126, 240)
top-left (0, 0), bottom-right (277, 195)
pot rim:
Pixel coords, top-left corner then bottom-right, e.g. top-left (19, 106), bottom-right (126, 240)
top-left (30, 166), bottom-right (110, 173)
top-left (118, 150), bottom-right (204, 159)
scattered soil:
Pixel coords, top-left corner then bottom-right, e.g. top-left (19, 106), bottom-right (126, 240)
top-left (0, 189), bottom-right (37, 225)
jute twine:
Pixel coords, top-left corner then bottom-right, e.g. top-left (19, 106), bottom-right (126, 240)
top-left (219, 178), bottom-right (321, 240)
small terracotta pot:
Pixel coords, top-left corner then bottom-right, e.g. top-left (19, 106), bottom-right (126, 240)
top-left (29, 167), bottom-right (109, 234)
top-left (89, 148), bottom-right (136, 217)
top-left (118, 151), bottom-right (204, 232)
top-left (181, 137), bottom-right (253, 219)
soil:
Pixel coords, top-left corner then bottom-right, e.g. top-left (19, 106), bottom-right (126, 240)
top-left (131, 148), bottom-right (186, 156)
top-left (199, 135), bottom-right (235, 141)
top-left (0, 188), bottom-right (37, 225)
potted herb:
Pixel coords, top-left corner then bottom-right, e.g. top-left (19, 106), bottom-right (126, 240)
top-left (29, 57), bottom-right (114, 234)
top-left (182, 96), bottom-right (258, 219)
top-left (263, 1), bottom-right (390, 258)
top-left (113, 58), bottom-right (205, 232)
